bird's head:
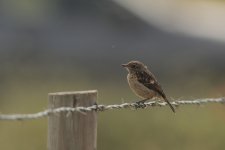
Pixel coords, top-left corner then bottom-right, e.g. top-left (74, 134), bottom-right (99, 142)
top-left (122, 61), bottom-right (147, 73)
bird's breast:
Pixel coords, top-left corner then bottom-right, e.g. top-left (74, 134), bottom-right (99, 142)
top-left (127, 74), bottom-right (157, 99)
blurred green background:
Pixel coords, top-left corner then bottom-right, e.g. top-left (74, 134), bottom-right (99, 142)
top-left (0, 0), bottom-right (225, 150)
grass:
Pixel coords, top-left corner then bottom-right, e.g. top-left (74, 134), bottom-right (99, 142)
top-left (0, 70), bottom-right (225, 150)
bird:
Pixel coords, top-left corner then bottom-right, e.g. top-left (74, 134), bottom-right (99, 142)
top-left (122, 60), bottom-right (175, 113)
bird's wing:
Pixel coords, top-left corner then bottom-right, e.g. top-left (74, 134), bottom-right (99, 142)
top-left (136, 71), bottom-right (166, 99)
top-left (136, 70), bottom-right (175, 113)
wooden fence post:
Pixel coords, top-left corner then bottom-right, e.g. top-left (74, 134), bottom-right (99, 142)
top-left (48, 90), bottom-right (97, 150)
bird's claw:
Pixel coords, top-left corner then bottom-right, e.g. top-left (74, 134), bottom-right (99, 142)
top-left (135, 101), bottom-right (147, 109)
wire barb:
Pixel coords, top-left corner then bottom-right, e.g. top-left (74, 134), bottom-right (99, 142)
top-left (0, 97), bottom-right (224, 121)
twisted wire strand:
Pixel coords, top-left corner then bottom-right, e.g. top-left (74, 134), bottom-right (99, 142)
top-left (0, 97), bottom-right (224, 121)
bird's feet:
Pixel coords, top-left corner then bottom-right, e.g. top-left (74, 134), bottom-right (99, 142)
top-left (135, 99), bottom-right (149, 109)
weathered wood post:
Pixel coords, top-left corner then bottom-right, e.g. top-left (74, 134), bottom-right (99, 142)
top-left (48, 90), bottom-right (97, 150)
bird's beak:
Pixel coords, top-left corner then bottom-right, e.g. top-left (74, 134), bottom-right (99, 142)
top-left (122, 64), bottom-right (128, 67)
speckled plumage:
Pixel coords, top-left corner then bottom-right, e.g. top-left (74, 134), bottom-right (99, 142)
top-left (122, 60), bottom-right (175, 113)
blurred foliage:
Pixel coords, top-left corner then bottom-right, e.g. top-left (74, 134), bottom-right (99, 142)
top-left (0, 65), bottom-right (225, 150)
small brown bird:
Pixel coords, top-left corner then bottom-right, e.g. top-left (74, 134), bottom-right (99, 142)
top-left (122, 60), bottom-right (175, 113)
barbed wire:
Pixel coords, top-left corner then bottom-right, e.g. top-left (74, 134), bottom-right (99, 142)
top-left (0, 97), bottom-right (224, 121)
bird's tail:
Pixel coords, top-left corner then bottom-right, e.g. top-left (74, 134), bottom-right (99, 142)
top-left (164, 98), bottom-right (176, 113)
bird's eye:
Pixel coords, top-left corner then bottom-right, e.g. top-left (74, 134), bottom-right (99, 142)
top-left (131, 64), bottom-right (136, 68)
